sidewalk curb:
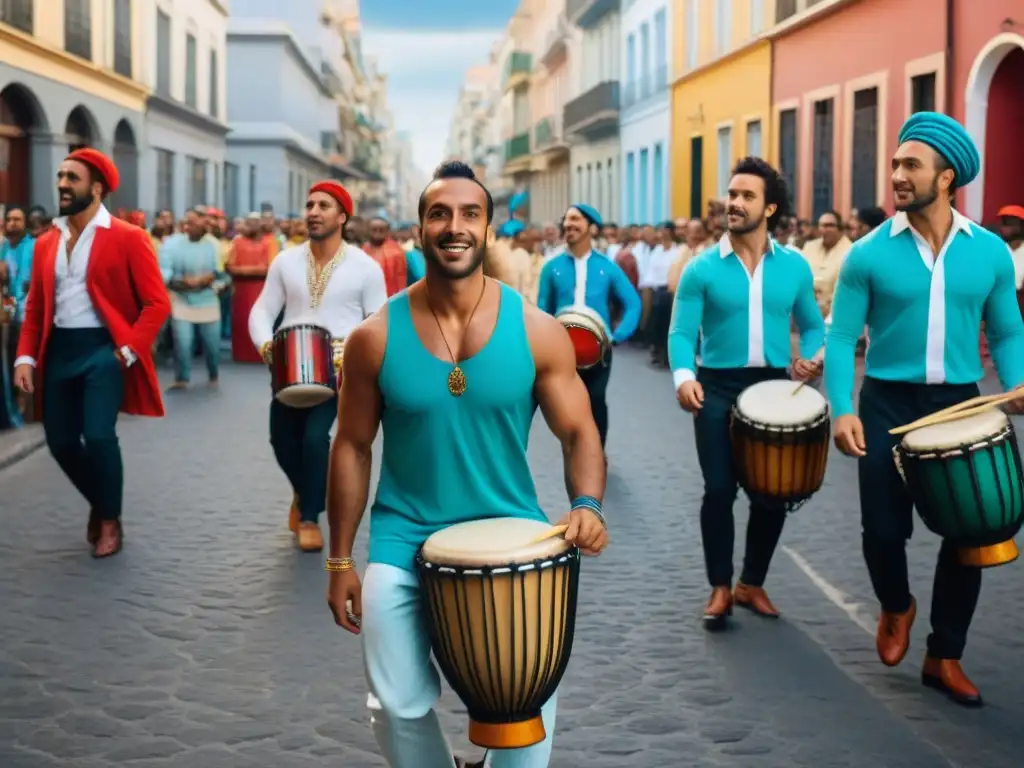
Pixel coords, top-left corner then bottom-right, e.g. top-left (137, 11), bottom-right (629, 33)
top-left (0, 430), bottom-right (45, 473)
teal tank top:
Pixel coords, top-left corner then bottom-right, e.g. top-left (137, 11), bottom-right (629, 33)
top-left (369, 283), bottom-right (547, 571)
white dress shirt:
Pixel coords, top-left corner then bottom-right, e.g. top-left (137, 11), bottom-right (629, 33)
top-left (14, 205), bottom-right (111, 368)
top-left (572, 251), bottom-right (590, 306)
top-left (641, 244), bottom-right (678, 289)
top-left (1012, 242), bottom-right (1024, 289)
top-left (249, 242), bottom-right (388, 348)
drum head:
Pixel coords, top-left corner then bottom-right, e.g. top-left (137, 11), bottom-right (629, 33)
top-left (275, 384), bottom-right (334, 408)
top-left (565, 326), bottom-right (603, 367)
top-left (735, 379), bottom-right (827, 426)
top-left (902, 409), bottom-right (1010, 452)
top-left (421, 517), bottom-right (570, 567)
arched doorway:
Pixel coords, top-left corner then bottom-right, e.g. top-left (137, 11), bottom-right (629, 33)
top-left (0, 83), bottom-right (46, 204)
top-left (110, 119), bottom-right (139, 210)
top-left (964, 33), bottom-right (1024, 224)
top-left (65, 105), bottom-right (99, 151)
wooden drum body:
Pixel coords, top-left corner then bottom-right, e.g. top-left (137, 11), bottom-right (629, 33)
top-left (730, 379), bottom-right (831, 511)
top-left (555, 305), bottom-right (610, 370)
top-left (271, 324), bottom-right (337, 408)
top-left (895, 410), bottom-right (1024, 568)
top-left (416, 517), bottom-right (580, 750)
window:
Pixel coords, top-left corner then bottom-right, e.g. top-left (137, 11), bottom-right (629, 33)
top-left (0, 0), bottom-right (34, 34)
top-left (653, 144), bottom-right (664, 222)
top-left (288, 171), bottom-right (295, 213)
top-left (189, 156), bottom-right (207, 207)
top-left (776, 0), bottom-right (798, 22)
top-left (747, 119), bottom-right (762, 157)
top-left (911, 72), bottom-right (936, 114)
top-left (156, 11), bottom-right (171, 96)
top-left (185, 33), bottom-right (198, 108)
top-left (113, 0), bottom-right (132, 77)
top-left (249, 164), bottom-right (257, 212)
top-left (576, 166), bottom-right (582, 200)
top-left (690, 136), bottom-right (704, 218)
top-left (778, 108), bottom-right (798, 204)
top-left (717, 126), bottom-right (732, 197)
top-left (685, 0), bottom-right (699, 71)
top-left (209, 49), bottom-right (219, 117)
top-left (750, 0), bottom-right (765, 34)
top-left (596, 162), bottom-right (603, 216)
top-left (654, 10), bottom-right (667, 90)
top-left (64, 0), bottom-right (92, 60)
top-left (851, 88), bottom-right (878, 210)
top-left (625, 34), bottom-right (636, 107)
top-left (715, 0), bottom-right (731, 55)
top-left (625, 153), bottom-right (635, 223)
top-left (640, 23), bottom-right (650, 99)
top-left (224, 162), bottom-right (240, 218)
top-left (812, 99), bottom-right (835, 218)
top-left (213, 164), bottom-right (220, 208)
top-left (639, 148), bottom-right (649, 224)
top-left (155, 149), bottom-right (175, 212)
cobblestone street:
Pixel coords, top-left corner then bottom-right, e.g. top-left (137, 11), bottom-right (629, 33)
top-left (1, 348), bottom-right (1022, 767)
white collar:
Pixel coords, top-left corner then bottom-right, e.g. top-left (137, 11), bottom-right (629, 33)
top-left (889, 207), bottom-right (973, 239)
top-left (54, 204), bottom-right (112, 236)
top-left (718, 233), bottom-right (777, 258)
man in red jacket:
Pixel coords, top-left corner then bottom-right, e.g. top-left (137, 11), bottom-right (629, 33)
top-left (13, 148), bottom-right (171, 558)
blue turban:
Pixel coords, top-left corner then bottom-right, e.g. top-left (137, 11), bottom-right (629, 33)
top-left (496, 220), bottom-right (525, 238)
top-left (896, 111), bottom-right (980, 188)
top-left (567, 203), bottom-right (602, 229)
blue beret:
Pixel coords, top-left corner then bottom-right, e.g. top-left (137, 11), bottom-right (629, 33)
top-left (897, 111), bottom-right (980, 188)
top-left (497, 220), bottom-right (525, 238)
top-left (567, 203), bottom-right (602, 228)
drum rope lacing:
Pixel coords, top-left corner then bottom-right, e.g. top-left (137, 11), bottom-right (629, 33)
top-left (421, 553), bottom-right (573, 576)
top-left (306, 244), bottom-right (346, 309)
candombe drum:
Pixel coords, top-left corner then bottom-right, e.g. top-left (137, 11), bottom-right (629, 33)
top-left (894, 409), bottom-right (1024, 567)
top-left (555, 305), bottom-right (610, 370)
top-left (271, 324), bottom-right (336, 407)
top-left (730, 379), bottom-right (831, 511)
top-left (416, 517), bottom-right (581, 749)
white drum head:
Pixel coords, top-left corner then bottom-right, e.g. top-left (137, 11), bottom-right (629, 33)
top-left (735, 379), bottom-right (828, 426)
top-left (421, 517), bottom-right (570, 567)
top-left (276, 384), bottom-right (334, 408)
top-left (902, 409), bottom-right (1010, 452)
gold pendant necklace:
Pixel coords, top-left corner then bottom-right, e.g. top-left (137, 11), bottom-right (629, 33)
top-left (427, 278), bottom-right (488, 397)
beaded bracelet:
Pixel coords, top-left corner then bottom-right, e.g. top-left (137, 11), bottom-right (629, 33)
top-left (570, 495), bottom-right (607, 528)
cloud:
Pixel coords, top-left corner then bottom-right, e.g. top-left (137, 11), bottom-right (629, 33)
top-left (360, 29), bottom-right (500, 174)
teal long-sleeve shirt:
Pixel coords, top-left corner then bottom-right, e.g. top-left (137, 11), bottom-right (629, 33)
top-left (668, 236), bottom-right (825, 388)
top-left (824, 210), bottom-right (1024, 417)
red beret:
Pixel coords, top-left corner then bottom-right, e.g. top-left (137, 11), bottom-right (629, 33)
top-left (66, 148), bottom-right (120, 195)
top-left (998, 205), bottom-right (1024, 220)
top-left (308, 180), bottom-right (353, 216)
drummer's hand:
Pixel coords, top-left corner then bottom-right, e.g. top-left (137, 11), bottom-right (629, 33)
top-left (558, 508), bottom-right (608, 557)
top-left (327, 570), bottom-right (362, 635)
top-left (792, 358), bottom-right (821, 381)
top-left (1005, 385), bottom-right (1024, 415)
top-left (834, 414), bottom-right (867, 457)
top-left (676, 380), bottom-right (704, 412)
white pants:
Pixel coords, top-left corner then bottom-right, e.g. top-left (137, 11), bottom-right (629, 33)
top-left (362, 563), bottom-right (558, 768)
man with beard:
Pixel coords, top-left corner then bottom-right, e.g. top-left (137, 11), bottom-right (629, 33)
top-left (537, 204), bottom-right (641, 451)
top-left (363, 217), bottom-right (408, 297)
top-left (249, 181), bottom-right (386, 552)
top-left (669, 156), bottom-right (824, 628)
top-left (325, 161), bottom-right (607, 768)
top-left (826, 112), bottom-right (1024, 707)
top-left (12, 148), bottom-right (171, 558)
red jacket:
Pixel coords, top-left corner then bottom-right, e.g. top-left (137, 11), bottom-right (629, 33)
top-left (17, 215), bottom-right (172, 418)
top-left (364, 239), bottom-right (407, 296)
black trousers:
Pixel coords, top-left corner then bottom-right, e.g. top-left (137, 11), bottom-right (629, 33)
top-left (579, 348), bottom-right (612, 447)
top-left (269, 396), bottom-right (337, 523)
top-left (650, 287), bottom-right (673, 358)
top-left (694, 367), bottom-right (790, 588)
top-left (858, 377), bottom-right (982, 660)
top-left (43, 328), bottom-right (125, 520)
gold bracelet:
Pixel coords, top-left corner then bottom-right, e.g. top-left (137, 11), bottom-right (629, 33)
top-left (325, 557), bottom-right (355, 572)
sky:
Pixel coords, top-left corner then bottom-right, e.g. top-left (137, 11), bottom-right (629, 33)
top-left (359, 0), bottom-right (520, 174)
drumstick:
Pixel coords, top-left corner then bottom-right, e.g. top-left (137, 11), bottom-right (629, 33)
top-left (901, 390), bottom-right (1017, 425)
top-left (527, 524), bottom-right (569, 545)
top-left (889, 391), bottom-right (1024, 436)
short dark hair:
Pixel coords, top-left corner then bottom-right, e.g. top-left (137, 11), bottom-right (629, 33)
top-left (418, 161), bottom-right (494, 223)
top-left (5, 204), bottom-right (26, 218)
top-left (820, 209), bottom-right (843, 227)
top-left (603, 221), bottom-right (618, 229)
top-left (731, 156), bottom-right (791, 231)
top-left (857, 206), bottom-right (888, 230)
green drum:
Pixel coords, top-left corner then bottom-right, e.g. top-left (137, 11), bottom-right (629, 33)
top-left (895, 409), bottom-right (1024, 568)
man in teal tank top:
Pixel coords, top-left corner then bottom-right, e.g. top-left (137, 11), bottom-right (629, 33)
top-left (669, 157), bottom-right (825, 629)
top-left (324, 162), bottom-right (609, 768)
top-left (826, 112), bottom-right (1024, 707)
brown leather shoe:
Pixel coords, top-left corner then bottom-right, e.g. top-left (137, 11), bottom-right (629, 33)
top-left (288, 494), bottom-right (300, 534)
top-left (876, 597), bottom-right (916, 667)
top-left (922, 656), bottom-right (983, 707)
top-left (734, 582), bottom-right (780, 618)
top-left (296, 522), bottom-right (323, 552)
top-left (703, 586), bottom-right (733, 628)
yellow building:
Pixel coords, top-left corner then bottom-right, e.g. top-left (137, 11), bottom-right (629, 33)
top-left (0, 0), bottom-right (148, 209)
top-left (670, 0), bottom-right (775, 219)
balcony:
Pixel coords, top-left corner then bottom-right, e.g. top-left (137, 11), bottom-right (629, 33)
top-left (533, 115), bottom-right (569, 158)
top-left (567, 0), bottom-right (619, 29)
top-left (502, 51), bottom-right (532, 91)
top-left (539, 16), bottom-right (570, 68)
top-left (563, 80), bottom-right (620, 138)
top-left (504, 132), bottom-right (531, 163)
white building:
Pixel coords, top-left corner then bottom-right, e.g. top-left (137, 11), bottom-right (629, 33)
top-left (565, 0), bottom-right (621, 224)
top-left (620, 0), bottom-right (671, 225)
top-left (140, 0), bottom-right (230, 215)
